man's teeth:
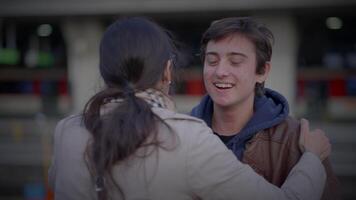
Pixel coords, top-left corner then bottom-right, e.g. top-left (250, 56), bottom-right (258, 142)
top-left (214, 83), bottom-right (233, 88)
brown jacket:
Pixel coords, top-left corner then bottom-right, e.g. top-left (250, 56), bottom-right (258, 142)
top-left (242, 116), bottom-right (341, 200)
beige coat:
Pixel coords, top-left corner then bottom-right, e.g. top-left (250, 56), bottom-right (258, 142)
top-left (49, 107), bottom-right (326, 200)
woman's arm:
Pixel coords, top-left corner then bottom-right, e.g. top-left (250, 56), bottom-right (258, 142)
top-left (186, 121), bottom-right (328, 200)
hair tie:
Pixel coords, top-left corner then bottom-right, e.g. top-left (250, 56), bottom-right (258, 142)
top-left (95, 176), bottom-right (106, 192)
top-left (123, 81), bottom-right (135, 97)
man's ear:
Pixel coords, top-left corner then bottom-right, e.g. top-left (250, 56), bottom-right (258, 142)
top-left (257, 62), bottom-right (271, 83)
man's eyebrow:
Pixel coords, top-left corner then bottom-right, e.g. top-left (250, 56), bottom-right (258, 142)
top-left (227, 52), bottom-right (248, 58)
top-left (205, 52), bottom-right (219, 56)
top-left (205, 52), bottom-right (247, 58)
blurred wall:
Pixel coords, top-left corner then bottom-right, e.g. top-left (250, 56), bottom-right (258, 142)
top-left (62, 19), bottom-right (103, 113)
top-left (1, 0), bottom-right (355, 113)
top-left (258, 14), bottom-right (298, 115)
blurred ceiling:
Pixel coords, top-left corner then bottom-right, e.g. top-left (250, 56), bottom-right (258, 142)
top-left (0, 0), bottom-right (355, 17)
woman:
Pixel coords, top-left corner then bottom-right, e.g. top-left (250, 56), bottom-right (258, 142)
top-left (48, 17), bottom-right (330, 200)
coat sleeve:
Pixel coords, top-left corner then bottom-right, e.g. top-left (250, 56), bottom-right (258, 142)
top-left (320, 158), bottom-right (342, 200)
top-left (185, 123), bottom-right (326, 200)
top-left (47, 116), bottom-right (95, 200)
top-left (290, 119), bottom-right (341, 200)
top-left (48, 118), bottom-right (66, 190)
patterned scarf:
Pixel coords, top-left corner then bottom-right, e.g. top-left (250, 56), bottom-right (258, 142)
top-left (101, 88), bottom-right (175, 115)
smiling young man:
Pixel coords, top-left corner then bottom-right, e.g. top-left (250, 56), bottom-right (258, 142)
top-left (191, 17), bottom-right (340, 200)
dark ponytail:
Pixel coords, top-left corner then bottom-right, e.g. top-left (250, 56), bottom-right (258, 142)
top-left (82, 17), bottom-right (178, 200)
top-left (83, 86), bottom-right (158, 199)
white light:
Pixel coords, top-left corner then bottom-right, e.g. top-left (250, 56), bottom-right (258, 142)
top-left (326, 17), bottom-right (343, 30)
top-left (37, 24), bottom-right (52, 37)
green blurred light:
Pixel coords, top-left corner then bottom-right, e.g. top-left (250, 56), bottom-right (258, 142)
top-left (37, 24), bottom-right (53, 37)
top-left (0, 48), bottom-right (20, 65)
top-left (326, 17), bottom-right (343, 30)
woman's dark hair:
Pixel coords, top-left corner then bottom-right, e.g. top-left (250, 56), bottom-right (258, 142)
top-left (200, 17), bottom-right (274, 96)
top-left (83, 17), bottom-right (177, 200)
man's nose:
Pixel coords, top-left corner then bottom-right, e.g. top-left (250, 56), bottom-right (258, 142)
top-left (214, 61), bottom-right (229, 77)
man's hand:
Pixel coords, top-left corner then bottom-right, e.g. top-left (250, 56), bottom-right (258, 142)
top-left (299, 118), bottom-right (331, 161)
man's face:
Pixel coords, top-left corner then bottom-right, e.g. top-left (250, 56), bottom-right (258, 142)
top-left (203, 33), bottom-right (265, 109)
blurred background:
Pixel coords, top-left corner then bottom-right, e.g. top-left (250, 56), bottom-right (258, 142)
top-left (1, 0), bottom-right (356, 199)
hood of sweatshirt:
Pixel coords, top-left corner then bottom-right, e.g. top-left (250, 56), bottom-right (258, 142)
top-left (190, 88), bottom-right (289, 159)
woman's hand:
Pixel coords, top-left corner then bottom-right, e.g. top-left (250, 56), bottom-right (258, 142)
top-left (299, 118), bottom-right (331, 161)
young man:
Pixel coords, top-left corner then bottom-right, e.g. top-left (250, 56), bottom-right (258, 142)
top-left (191, 17), bottom-right (340, 200)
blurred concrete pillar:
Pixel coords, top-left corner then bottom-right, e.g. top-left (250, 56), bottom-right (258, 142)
top-left (62, 19), bottom-right (104, 113)
top-left (255, 14), bottom-right (298, 115)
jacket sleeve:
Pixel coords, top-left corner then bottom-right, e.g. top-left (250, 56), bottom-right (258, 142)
top-left (185, 123), bottom-right (326, 200)
top-left (320, 158), bottom-right (342, 200)
top-left (48, 118), bottom-right (66, 190)
top-left (47, 116), bottom-right (96, 200)
top-left (291, 120), bottom-right (341, 200)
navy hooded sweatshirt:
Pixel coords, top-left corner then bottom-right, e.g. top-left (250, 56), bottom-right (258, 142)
top-left (190, 88), bottom-right (289, 160)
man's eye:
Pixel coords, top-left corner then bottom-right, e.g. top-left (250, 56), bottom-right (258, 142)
top-left (230, 58), bottom-right (243, 66)
top-left (206, 57), bottom-right (219, 66)
top-left (207, 61), bottom-right (218, 66)
top-left (231, 62), bottom-right (241, 66)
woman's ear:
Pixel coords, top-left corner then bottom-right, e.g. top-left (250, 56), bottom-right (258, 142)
top-left (257, 61), bottom-right (271, 83)
top-left (162, 60), bottom-right (172, 85)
